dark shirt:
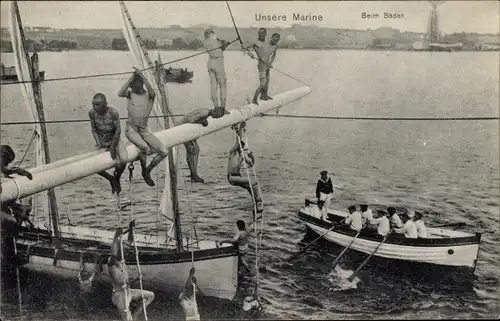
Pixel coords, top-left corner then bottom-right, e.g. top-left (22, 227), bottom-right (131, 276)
top-left (316, 177), bottom-right (333, 199)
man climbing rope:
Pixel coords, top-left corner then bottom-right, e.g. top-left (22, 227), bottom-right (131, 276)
top-left (89, 93), bottom-right (128, 194)
top-left (242, 29), bottom-right (281, 105)
top-left (179, 267), bottom-right (204, 321)
top-left (177, 107), bottom-right (226, 183)
top-left (77, 253), bottom-right (98, 311)
top-left (118, 67), bottom-right (168, 187)
top-left (227, 123), bottom-right (263, 213)
top-left (204, 28), bottom-right (230, 112)
top-left (108, 222), bottom-right (155, 321)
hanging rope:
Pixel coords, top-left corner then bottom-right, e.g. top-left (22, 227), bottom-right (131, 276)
top-left (12, 237), bottom-right (23, 317)
top-left (127, 165), bottom-right (148, 321)
top-left (1, 39), bottom-right (239, 86)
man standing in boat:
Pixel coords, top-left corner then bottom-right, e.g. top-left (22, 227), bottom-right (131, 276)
top-left (316, 170), bottom-right (334, 219)
top-left (204, 28), bottom-right (230, 112)
top-left (227, 123), bottom-right (263, 213)
top-left (108, 222), bottom-right (155, 321)
top-left (89, 93), bottom-right (128, 194)
top-left (242, 29), bottom-right (281, 104)
top-left (177, 107), bottom-right (225, 183)
top-left (118, 68), bottom-right (168, 187)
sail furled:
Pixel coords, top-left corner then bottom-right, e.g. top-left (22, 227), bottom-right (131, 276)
top-left (8, 0), bottom-right (47, 221)
top-left (119, 1), bottom-right (179, 227)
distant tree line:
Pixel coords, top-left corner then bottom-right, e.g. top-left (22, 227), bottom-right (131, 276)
top-left (111, 37), bottom-right (204, 50)
top-left (0, 38), bottom-right (77, 52)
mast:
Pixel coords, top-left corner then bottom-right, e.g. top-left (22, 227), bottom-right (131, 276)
top-left (12, 1), bottom-right (60, 237)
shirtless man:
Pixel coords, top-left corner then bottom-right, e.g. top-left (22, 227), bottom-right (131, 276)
top-left (179, 267), bottom-right (204, 321)
top-left (108, 223), bottom-right (155, 321)
top-left (118, 68), bottom-right (168, 187)
top-left (227, 124), bottom-right (263, 213)
top-left (217, 220), bottom-right (251, 273)
top-left (89, 93), bottom-right (127, 194)
top-left (77, 254), bottom-right (98, 311)
top-left (177, 108), bottom-right (226, 183)
top-left (204, 29), bottom-right (230, 111)
top-left (242, 29), bottom-right (281, 104)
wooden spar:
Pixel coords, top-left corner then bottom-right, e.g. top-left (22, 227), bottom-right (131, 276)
top-left (155, 59), bottom-right (183, 250)
top-left (13, 1), bottom-right (60, 237)
top-left (30, 52), bottom-right (60, 237)
top-left (1, 86), bottom-right (310, 202)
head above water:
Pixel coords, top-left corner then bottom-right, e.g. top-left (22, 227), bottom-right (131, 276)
top-left (270, 33), bottom-right (280, 45)
top-left (236, 220), bottom-right (246, 231)
top-left (92, 93), bottom-right (108, 114)
top-left (387, 207), bottom-right (396, 215)
top-left (0, 145), bottom-right (15, 167)
top-left (348, 205), bottom-right (356, 213)
top-left (257, 28), bottom-right (267, 41)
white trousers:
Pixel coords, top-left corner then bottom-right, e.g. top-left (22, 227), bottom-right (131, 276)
top-left (319, 192), bottom-right (332, 220)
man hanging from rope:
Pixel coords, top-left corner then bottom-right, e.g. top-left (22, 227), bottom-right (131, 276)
top-left (227, 123), bottom-right (263, 214)
top-left (204, 28), bottom-right (231, 112)
top-left (179, 267), bottom-right (205, 321)
top-left (241, 28), bottom-right (281, 105)
top-left (77, 253), bottom-right (98, 311)
top-left (89, 93), bottom-right (128, 194)
top-left (177, 107), bottom-right (226, 183)
top-left (108, 222), bottom-right (155, 321)
top-left (118, 67), bottom-right (168, 187)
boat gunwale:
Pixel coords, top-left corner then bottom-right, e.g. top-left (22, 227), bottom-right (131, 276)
top-left (298, 210), bottom-right (481, 247)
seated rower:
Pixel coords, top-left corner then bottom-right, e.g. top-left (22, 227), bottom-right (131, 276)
top-left (360, 204), bottom-right (373, 225)
top-left (108, 222), bottom-right (155, 321)
top-left (227, 124), bottom-right (263, 214)
top-left (414, 211), bottom-right (427, 238)
top-left (344, 205), bottom-right (363, 231)
top-left (217, 220), bottom-right (251, 274)
top-left (177, 107), bottom-right (226, 183)
top-left (179, 267), bottom-right (204, 321)
top-left (370, 210), bottom-right (390, 236)
top-left (388, 207), bottom-right (402, 228)
top-left (394, 212), bottom-right (418, 239)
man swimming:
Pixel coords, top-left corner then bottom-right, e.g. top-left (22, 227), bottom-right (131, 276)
top-left (242, 29), bottom-right (281, 104)
top-left (204, 29), bottom-right (230, 111)
top-left (227, 123), bottom-right (263, 213)
top-left (89, 93), bottom-right (128, 194)
top-left (177, 108), bottom-right (225, 183)
top-left (108, 223), bottom-right (155, 321)
top-left (118, 68), bottom-right (168, 187)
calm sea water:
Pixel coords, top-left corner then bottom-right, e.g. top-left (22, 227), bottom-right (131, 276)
top-left (1, 49), bottom-right (499, 320)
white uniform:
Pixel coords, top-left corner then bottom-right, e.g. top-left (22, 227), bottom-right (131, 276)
top-left (395, 220), bottom-right (418, 239)
top-left (371, 216), bottom-right (390, 236)
top-left (345, 211), bottom-right (363, 231)
top-left (415, 219), bottom-right (427, 238)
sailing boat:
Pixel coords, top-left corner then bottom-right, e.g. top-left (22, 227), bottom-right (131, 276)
top-left (2, 1), bottom-right (310, 301)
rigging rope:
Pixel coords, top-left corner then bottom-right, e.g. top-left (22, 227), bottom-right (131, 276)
top-left (1, 39), bottom-right (239, 86)
top-left (234, 124), bottom-right (262, 306)
top-left (126, 165), bottom-right (148, 321)
top-left (12, 237), bottom-right (23, 317)
top-left (3, 114), bottom-right (497, 126)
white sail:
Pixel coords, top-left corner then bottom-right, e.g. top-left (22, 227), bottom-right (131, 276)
top-left (8, 0), bottom-right (48, 223)
top-left (0, 86), bottom-right (311, 202)
top-left (119, 1), bottom-right (178, 225)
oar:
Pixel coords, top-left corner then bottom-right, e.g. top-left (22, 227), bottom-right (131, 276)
top-left (432, 222), bottom-right (466, 229)
top-left (347, 228), bottom-right (393, 282)
top-left (287, 219), bottom-right (345, 262)
top-left (331, 227), bottom-right (364, 269)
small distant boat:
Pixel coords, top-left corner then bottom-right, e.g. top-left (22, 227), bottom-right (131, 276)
top-left (1, 63), bottom-right (45, 81)
top-left (298, 199), bottom-right (481, 271)
top-left (163, 67), bottom-right (193, 84)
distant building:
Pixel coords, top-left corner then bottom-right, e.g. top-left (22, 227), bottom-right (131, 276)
top-left (286, 34), bottom-right (296, 42)
top-left (157, 38), bottom-right (173, 47)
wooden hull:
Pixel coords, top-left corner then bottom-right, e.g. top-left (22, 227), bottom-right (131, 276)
top-left (298, 201), bottom-right (481, 270)
top-left (10, 225), bottom-right (239, 300)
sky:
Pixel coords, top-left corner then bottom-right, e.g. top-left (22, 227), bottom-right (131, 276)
top-left (1, 1), bottom-right (499, 34)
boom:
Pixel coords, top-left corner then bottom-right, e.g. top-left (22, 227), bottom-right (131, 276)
top-left (1, 86), bottom-right (310, 202)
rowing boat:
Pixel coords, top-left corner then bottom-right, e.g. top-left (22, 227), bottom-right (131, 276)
top-left (298, 199), bottom-right (481, 271)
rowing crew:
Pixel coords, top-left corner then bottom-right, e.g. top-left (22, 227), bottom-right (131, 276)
top-left (342, 205), bottom-right (427, 238)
